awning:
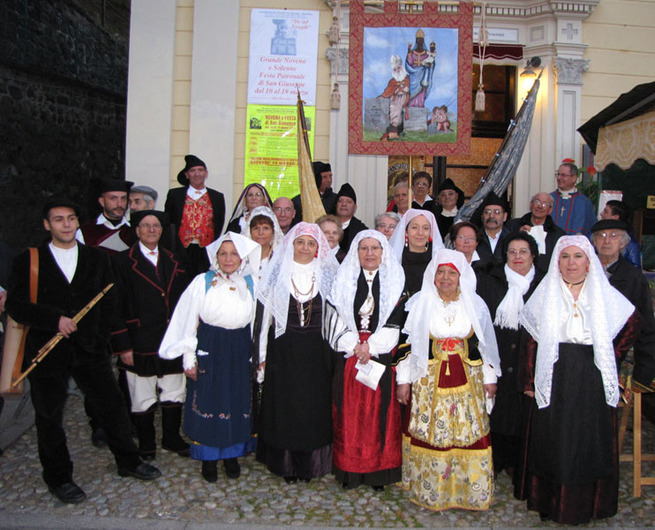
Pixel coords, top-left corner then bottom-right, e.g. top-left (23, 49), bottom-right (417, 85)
top-left (595, 109), bottom-right (655, 171)
top-left (473, 44), bottom-right (523, 65)
top-left (578, 81), bottom-right (655, 153)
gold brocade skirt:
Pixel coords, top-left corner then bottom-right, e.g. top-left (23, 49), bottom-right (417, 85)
top-left (401, 339), bottom-right (493, 512)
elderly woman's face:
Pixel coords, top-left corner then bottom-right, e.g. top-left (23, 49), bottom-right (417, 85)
top-left (319, 221), bottom-right (340, 249)
top-left (376, 215), bottom-right (398, 240)
top-left (217, 241), bottom-right (241, 275)
top-left (434, 264), bottom-right (460, 300)
top-left (506, 239), bottom-right (534, 276)
top-left (453, 226), bottom-right (478, 261)
top-left (406, 215), bottom-right (431, 252)
top-left (558, 245), bottom-right (589, 284)
top-left (245, 186), bottom-right (266, 210)
top-left (358, 237), bottom-right (383, 271)
top-left (251, 220), bottom-right (274, 248)
top-left (293, 235), bottom-right (318, 264)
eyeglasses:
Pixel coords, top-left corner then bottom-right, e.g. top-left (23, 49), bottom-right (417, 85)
top-left (507, 248), bottom-right (530, 257)
top-left (555, 172), bottom-right (575, 177)
top-left (358, 245), bottom-right (382, 254)
top-left (377, 223), bottom-right (397, 230)
top-left (140, 223), bottom-right (162, 231)
top-left (247, 191), bottom-right (264, 198)
top-left (531, 200), bottom-right (552, 208)
top-left (274, 207), bottom-right (294, 214)
top-left (483, 209), bottom-right (503, 216)
top-left (595, 231), bottom-right (623, 240)
top-left (413, 181), bottom-right (429, 188)
top-left (456, 236), bottom-right (476, 243)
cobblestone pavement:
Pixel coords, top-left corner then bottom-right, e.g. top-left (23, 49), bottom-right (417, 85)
top-left (1, 392), bottom-right (654, 529)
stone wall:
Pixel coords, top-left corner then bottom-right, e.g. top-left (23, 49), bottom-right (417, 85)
top-left (0, 0), bottom-right (129, 250)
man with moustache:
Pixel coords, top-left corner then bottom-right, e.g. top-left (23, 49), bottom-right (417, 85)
top-left (507, 192), bottom-right (565, 272)
top-left (475, 192), bottom-right (511, 265)
top-left (591, 219), bottom-right (655, 392)
top-left (78, 179), bottom-right (136, 254)
top-left (6, 200), bottom-right (161, 504)
top-left (165, 154), bottom-right (226, 276)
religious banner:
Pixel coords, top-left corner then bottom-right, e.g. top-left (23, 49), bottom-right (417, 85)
top-left (247, 9), bottom-right (320, 106)
top-left (349, 1), bottom-right (473, 156)
top-left (244, 104), bottom-right (316, 199)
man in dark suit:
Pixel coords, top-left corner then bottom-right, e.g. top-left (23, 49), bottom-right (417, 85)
top-left (6, 200), bottom-right (161, 504)
top-left (164, 154), bottom-right (226, 276)
top-left (111, 210), bottom-right (191, 460)
top-left (335, 183), bottom-right (367, 254)
top-left (292, 161), bottom-right (338, 224)
top-left (474, 192), bottom-right (512, 265)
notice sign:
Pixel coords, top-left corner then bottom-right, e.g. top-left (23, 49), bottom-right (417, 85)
top-left (247, 9), bottom-right (319, 105)
top-left (244, 105), bottom-right (316, 200)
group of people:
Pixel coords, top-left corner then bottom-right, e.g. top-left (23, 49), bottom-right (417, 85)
top-left (2, 155), bottom-right (654, 526)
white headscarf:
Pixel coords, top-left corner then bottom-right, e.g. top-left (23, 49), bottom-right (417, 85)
top-left (245, 205), bottom-right (284, 254)
top-left (388, 208), bottom-right (444, 261)
top-left (494, 263), bottom-right (536, 330)
top-left (403, 249), bottom-right (501, 382)
top-left (330, 230), bottom-right (405, 334)
top-left (205, 231), bottom-right (261, 278)
top-left (227, 183), bottom-right (273, 231)
top-left (520, 236), bottom-right (634, 409)
top-left (257, 222), bottom-right (339, 338)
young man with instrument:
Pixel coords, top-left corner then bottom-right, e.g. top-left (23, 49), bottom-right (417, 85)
top-left (5, 200), bottom-right (161, 504)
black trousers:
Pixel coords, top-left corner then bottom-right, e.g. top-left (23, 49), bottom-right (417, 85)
top-left (29, 346), bottom-right (141, 488)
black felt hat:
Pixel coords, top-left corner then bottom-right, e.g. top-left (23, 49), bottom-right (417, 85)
top-left (336, 183), bottom-right (357, 203)
top-left (131, 209), bottom-right (170, 229)
top-left (590, 219), bottom-right (631, 233)
top-left (176, 154), bottom-right (207, 186)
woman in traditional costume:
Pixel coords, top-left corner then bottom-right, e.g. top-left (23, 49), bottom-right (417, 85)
top-left (226, 183), bottom-right (273, 234)
top-left (402, 249), bottom-right (500, 511)
top-left (515, 236), bottom-right (639, 524)
top-left (256, 222), bottom-right (339, 483)
top-left (159, 232), bottom-right (260, 482)
top-left (246, 206), bottom-right (283, 273)
top-left (389, 208), bottom-right (444, 298)
top-left (476, 232), bottom-right (544, 476)
top-left (326, 230), bottom-right (407, 491)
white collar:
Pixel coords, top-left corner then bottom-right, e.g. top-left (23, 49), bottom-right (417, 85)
top-left (187, 187), bottom-right (207, 198)
top-left (96, 214), bottom-right (129, 229)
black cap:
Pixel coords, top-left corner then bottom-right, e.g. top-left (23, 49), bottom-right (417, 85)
top-left (591, 219), bottom-right (631, 233)
top-left (99, 179), bottom-right (134, 194)
top-left (480, 191), bottom-right (508, 212)
top-left (43, 199), bottom-right (81, 219)
top-left (313, 161), bottom-right (331, 188)
top-left (177, 154), bottom-right (207, 186)
top-left (336, 183), bottom-right (357, 203)
top-left (131, 210), bottom-right (169, 229)
top-left (437, 178), bottom-right (465, 208)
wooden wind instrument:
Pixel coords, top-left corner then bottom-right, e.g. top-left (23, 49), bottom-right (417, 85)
top-left (11, 283), bottom-right (114, 387)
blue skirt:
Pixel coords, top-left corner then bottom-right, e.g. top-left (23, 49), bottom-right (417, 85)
top-left (184, 321), bottom-right (255, 460)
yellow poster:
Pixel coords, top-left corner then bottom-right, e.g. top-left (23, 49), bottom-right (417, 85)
top-left (244, 104), bottom-right (316, 200)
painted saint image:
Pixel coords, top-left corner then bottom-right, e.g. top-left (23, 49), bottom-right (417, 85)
top-left (362, 26), bottom-right (458, 144)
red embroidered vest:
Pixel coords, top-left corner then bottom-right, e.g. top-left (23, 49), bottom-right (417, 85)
top-left (178, 194), bottom-right (214, 247)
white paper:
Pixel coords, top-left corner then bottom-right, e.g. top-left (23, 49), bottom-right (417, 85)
top-left (355, 359), bottom-right (385, 391)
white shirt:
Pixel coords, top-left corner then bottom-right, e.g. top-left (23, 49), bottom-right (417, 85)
top-left (187, 187), bottom-right (207, 199)
top-left (139, 242), bottom-right (158, 266)
top-left (49, 242), bottom-right (78, 283)
top-left (75, 214), bottom-right (130, 244)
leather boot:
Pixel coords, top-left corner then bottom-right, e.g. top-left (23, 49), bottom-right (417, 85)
top-left (133, 405), bottom-right (157, 460)
top-left (201, 460), bottom-right (218, 483)
top-left (161, 401), bottom-right (190, 457)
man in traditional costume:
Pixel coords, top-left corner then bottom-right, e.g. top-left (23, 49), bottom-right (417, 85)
top-left (475, 192), bottom-right (512, 265)
top-left (78, 178), bottom-right (136, 254)
top-left (6, 200), bottom-right (161, 504)
top-left (550, 161), bottom-right (596, 235)
top-left (164, 154), bottom-right (226, 276)
top-left (292, 161), bottom-right (338, 223)
top-left (335, 183), bottom-right (367, 255)
top-left (591, 219), bottom-right (655, 391)
top-left (111, 210), bottom-right (191, 460)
